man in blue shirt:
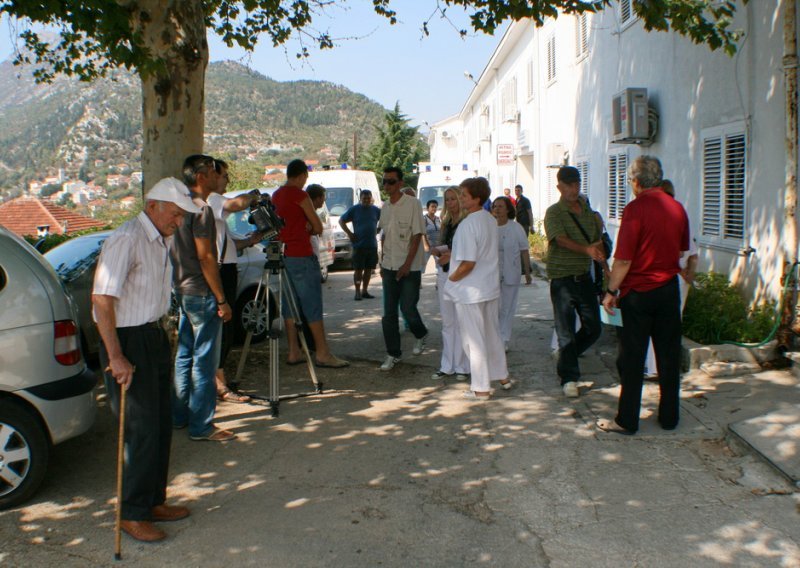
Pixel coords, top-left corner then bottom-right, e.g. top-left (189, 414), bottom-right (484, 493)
top-left (340, 189), bottom-right (381, 300)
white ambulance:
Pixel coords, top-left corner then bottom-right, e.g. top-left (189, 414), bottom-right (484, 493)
top-left (415, 162), bottom-right (473, 211)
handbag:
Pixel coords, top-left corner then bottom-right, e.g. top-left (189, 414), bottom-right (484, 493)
top-left (566, 211), bottom-right (606, 295)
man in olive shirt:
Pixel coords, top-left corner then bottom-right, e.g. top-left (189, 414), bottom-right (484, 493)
top-left (544, 167), bottom-right (606, 398)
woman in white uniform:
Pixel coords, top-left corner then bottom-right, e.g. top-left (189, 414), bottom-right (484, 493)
top-left (492, 196), bottom-right (532, 351)
top-left (445, 177), bottom-right (512, 400)
top-left (430, 187), bottom-right (469, 380)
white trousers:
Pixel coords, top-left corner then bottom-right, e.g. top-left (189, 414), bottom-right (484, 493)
top-left (498, 282), bottom-right (520, 344)
top-left (437, 271), bottom-right (469, 374)
top-left (455, 298), bottom-right (508, 392)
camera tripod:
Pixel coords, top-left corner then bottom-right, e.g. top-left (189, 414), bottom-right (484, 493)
top-left (234, 241), bottom-right (322, 417)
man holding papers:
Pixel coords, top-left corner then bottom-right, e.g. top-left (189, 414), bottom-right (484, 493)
top-left (599, 156), bottom-right (690, 435)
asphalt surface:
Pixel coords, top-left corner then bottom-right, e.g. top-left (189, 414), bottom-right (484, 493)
top-left (1, 268), bottom-right (799, 567)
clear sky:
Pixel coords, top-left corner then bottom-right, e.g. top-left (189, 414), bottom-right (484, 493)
top-left (0, 5), bottom-right (505, 128)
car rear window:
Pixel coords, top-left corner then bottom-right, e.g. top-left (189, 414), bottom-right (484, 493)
top-left (45, 236), bottom-right (106, 280)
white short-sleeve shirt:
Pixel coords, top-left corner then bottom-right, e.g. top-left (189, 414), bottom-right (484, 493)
top-left (445, 209), bottom-right (500, 304)
top-left (498, 221), bottom-right (529, 285)
top-left (378, 194), bottom-right (425, 271)
top-left (207, 192), bottom-right (238, 265)
top-left (92, 212), bottom-right (173, 327)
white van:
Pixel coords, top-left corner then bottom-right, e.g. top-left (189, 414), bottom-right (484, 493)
top-left (305, 169), bottom-right (381, 264)
top-left (416, 163), bottom-right (473, 212)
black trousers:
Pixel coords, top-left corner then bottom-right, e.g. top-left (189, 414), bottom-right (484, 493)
top-left (550, 275), bottom-right (602, 384)
top-left (615, 278), bottom-right (682, 432)
top-left (219, 263), bottom-right (238, 369)
top-left (101, 324), bottom-right (172, 521)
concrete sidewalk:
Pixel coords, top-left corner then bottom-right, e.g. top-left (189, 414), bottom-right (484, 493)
top-left (1, 270), bottom-right (798, 567)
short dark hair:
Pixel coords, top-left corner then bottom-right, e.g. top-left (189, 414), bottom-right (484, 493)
top-left (460, 177), bottom-right (491, 205)
top-left (383, 166), bottom-right (404, 181)
top-left (557, 166), bottom-right (581, 185)
top-left (214, 159), bottom-right (229, 174)
top-left (514, 184), bottom-right (523, 192)
top-left (360, 189), bottom-right (372, 198)
top-left (182, 154), bottom-right (216, 187)
top-left (306, 184), bottom-right (326, 201)
top-left (287, 159), bottom-right (308, 179)
top-left (426, 200), bottom-right (438, 208)
top-left (493, 196), bottom-right (516, 219)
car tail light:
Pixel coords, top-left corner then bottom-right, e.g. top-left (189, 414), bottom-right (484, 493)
top-left (54, 320), bottom-right (82, 366)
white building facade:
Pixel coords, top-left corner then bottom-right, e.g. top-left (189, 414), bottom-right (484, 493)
top-left (429, 1), bottom-right (793, 302)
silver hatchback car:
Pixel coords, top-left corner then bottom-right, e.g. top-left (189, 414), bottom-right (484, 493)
top-left (0, 226), bottom-right (96, 510)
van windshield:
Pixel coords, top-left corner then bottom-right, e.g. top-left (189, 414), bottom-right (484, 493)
top-left (325, 187), bottom-right (354, 216)
top-left (418, 186), bottom-right (450, 210)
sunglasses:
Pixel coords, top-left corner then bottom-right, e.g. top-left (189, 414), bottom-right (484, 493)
top-left (382, 178), bottom-right (400, 185)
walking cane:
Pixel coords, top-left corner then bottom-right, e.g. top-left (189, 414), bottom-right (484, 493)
top-left (114, 382), bottom-right (127, 561)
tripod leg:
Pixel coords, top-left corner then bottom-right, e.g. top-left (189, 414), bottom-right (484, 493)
top-left (234, 271), bottom-right (270, 386)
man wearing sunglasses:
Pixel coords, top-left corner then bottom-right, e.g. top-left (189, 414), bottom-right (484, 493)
top-left (378, 166), bottom-right (428, 371)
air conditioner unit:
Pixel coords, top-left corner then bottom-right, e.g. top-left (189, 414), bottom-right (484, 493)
top-left (611, 88), bottom-right (649, 143)
top-left (440, 130), bottom-right (450, 139)
top-left (546, 143), bottom-right (568, 166)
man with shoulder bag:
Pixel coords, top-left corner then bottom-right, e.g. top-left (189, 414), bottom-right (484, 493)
top-left (543, 166), bottom-right (607, 398)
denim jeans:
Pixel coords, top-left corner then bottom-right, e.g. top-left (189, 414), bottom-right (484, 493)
top-left (550, 275), bottom-right (602, 384)
top-left (173, 294), bottom-right (222, 437)
top-left (381, 269), bottom-right (427, 357)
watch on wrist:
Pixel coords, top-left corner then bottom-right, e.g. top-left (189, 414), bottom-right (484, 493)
top-left (218, 298), bottom-right (227, 306)
top-left (606, 289), bottom-right (619, 297)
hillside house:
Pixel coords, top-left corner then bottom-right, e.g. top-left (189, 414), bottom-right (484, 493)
top-left (0, 196), bottom-right (106, 237)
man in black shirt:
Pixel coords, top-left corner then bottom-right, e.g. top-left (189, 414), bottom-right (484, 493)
top-left (514, 184), bottom-right (533, 235)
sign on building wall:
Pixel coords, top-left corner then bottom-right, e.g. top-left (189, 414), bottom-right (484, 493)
top-left (497, 144), bottom-right (515, 165)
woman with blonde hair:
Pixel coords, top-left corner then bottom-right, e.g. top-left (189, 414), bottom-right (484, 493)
top-left (430, 186), bottom-right (470, 380)
top-left (445, 177), bottom-right (512, 399)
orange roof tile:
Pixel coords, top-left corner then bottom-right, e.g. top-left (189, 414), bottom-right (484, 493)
top-left (0, 196), bottom-right (107, 238)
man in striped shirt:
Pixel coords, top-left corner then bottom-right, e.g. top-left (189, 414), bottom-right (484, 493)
top-left (93, 177), bottom-right (201, 542)
top-left (544, 166), bottom-right (606, 398)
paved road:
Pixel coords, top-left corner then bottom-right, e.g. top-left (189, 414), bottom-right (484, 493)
top-left (1, 270), bottom-right (799, 567)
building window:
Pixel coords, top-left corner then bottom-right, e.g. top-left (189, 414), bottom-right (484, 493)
top-left (701, 124), bottom-right (747, 245)
top-left (502, 76), bottom-right (518, 122)
top-left (619, 0), bottom-right (633, 26)
top-left (546, 34), bottom-right (557, 84)
top-left (576, 159), bottom-right (590, 200)
top-left (607, 152), bottom-right (628, 221)
top-left (546, 167), bottom-right (558, 206)
top-left (526, 58), bottom-right (535, 100)
top-left (575, 13), bottom-right (589, 59)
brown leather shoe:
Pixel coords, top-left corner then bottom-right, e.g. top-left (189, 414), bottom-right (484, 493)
top-left (120, 520), bottom-right (166, 542)
top-left (152, 504), bottom-right (190, 522)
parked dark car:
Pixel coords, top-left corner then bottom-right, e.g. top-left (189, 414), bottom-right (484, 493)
top-left (44, 227), bottom-right (278, 355)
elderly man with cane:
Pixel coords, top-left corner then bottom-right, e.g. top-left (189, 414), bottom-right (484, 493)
top-left (93, 178), bottom-right (200, 544)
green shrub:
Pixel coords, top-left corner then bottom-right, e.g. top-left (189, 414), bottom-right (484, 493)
top-left (682, 271), bottom-right (776, 344)
top-left (529, 219), bottom-right (548, 261)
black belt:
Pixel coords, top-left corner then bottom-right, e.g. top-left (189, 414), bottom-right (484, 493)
top-left (119, 320), bottom-right (162, 331)
top-left (553, 272), bottom-right (592, 283)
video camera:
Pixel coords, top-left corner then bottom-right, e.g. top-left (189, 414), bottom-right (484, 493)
top-left (248, 195), bottom-right (284, 241)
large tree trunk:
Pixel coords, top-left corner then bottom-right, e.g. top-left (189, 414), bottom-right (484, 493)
top-left (133, 0), bottom-right (209, 193)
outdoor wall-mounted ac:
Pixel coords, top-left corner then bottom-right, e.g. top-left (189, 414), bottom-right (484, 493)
top-left (546, 143), bottom-right (568, 166)
top-left (440, 130), bottom-right (451, 139)
top-left (611, 88), bottom-right (649, 143)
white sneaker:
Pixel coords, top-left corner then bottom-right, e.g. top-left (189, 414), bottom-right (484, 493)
top-left (562, 382), bottom-right (579, 398)
top-left (412, 335), bottom-right (427, 355)
top-left (455, 373), bottom-right (470, 382)
top-left (380, 356), bottom-right (400, 371)
top-left (431, 371), bottom-right (452, 380)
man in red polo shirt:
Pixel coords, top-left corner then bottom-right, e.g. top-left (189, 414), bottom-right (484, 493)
top-left (272, 159), bottom-right (348, 368)
top-left (599, 155), bottom-right (689, 435)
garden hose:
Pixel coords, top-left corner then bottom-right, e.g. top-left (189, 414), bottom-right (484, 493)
top-left (719, 261), bottom-right (800, 348)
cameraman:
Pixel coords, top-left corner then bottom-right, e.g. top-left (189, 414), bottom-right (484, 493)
top-left (207, 159), bottom-right (263, 403)
top-left (272, 159), bottom-right (349, 368)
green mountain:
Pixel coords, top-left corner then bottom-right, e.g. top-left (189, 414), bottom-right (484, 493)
top-left (0, 60), bottom-right (386, 194)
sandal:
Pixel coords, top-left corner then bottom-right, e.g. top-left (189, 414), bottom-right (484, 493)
top-left (190, 427), bottom-right (236, 442)
top-left (217, 388), bottom-right (251, 403)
